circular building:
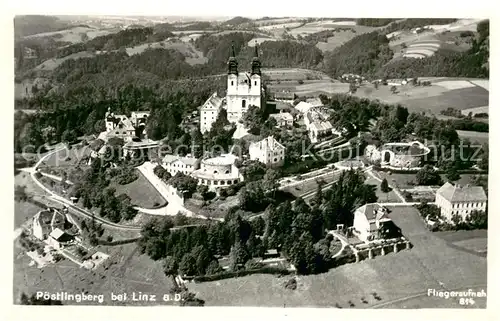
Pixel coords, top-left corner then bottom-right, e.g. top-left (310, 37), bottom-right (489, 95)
top-left (192, 154), bottom-right (243, 189)
top-left (365, 141), bottom-right (430, 169)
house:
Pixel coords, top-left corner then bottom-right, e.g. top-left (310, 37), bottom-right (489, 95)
top-left (162, 154), bottom-right (201, 176)
top-left (104, 108), bottom-right (150, 142)
top-left (352, 204), bottom-right (392, 243)
top-left (249, 136), bottom-right (286, 167)
top-left (33, 208), bottom-right (66, 241)
top-left (47, 228), bottom-right (73, 250)
top-left (269, 112), bottom-right (294, 127)
top-left (305, 97), bottom-right (323, 108)
top-left (435, 182), bottom-right (487, 221)
top-left (200, 92), bottom-right (225, 133)
top-left (304, 108), bottom-right (337, 143)
top-left (294, 101), bottom-right (313, 115)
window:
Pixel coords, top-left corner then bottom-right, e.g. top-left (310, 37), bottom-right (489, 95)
top-left (231, 81), bottom-right (234, 86)
top-left (254, 81), bottom-right (257, 86)
top-left (242, 100), bottom-right (246, 108)
top-left (274, 158), bottom-right (277, 162)
top-left (214, 180), bottom-right (218, 185)
top-left (214, 170), bottom-right (218, 174)
top-left (225, 170), bottom-right (230, 174)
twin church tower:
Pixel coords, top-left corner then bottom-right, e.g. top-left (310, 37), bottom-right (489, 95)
top-left (200, 43), bottom-right (264, 133)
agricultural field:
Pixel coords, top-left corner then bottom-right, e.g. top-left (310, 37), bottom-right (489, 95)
top-left (125, 40), bottom-right (208, 65)
top-left (23, 26), bottom-right (118, 44)
top-left (355, 79), bottom-right (489, 116)
top-left (13, 241), bottom-right (177, 306)
top-left (189, 206), bottom-right (486, 308)
top-left (376, 172), bottom-right (485, 190)
top-left (34, 51), bottom-right (96, 71)
top-left (314, 25), bottom-right (380, 52)
top-left (112, 171), bottom-right (166, 209)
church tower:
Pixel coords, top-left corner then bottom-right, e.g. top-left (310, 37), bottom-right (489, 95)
top-left (226, 42), bottom-right (263, 124)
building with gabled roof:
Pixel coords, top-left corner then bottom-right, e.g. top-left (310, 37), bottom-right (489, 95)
top-left (269, 112), bottom-right (294, 127)
top-left (200, 92), bottom-right (226, 133)
top-left (249, 136), bottom-right (286, 167)
top-left (162, 154), bottom-right (201, 176)
top-left (352, 203), bottom-right (393, 243)
top-left (435, 182), bottom-right (487, 221)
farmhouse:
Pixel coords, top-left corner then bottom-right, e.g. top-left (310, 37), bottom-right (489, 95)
top-left (269, 112), bottom-right (294, 127)
top-left (191, 154), bottom-right (243, 190)
top-left (352, 203), bottom-right (393, 243)
top-left (33, 208), bottom-right (66, 241)
top-left (47, 228), bottom-right (73, 250)
top-left (294, 101), bottom-right (314, 114)
top-left (162, 154), bottom-right (201, 176)
top-left (435, 182), bottom-right (487, 221)
top-left (249, 136), bottom-right (286, 167)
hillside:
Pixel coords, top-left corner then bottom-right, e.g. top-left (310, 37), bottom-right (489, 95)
top-left (14, 15), bottom-right (72, 38)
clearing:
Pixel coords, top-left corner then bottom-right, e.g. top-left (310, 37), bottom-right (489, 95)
top-left (112, 171), bottom-right (166, 209)
top-left (125, 40), bottom-right (207, 65)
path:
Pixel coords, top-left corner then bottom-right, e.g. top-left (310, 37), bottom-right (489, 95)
top-left (135, 162), bottom-right (208, 219)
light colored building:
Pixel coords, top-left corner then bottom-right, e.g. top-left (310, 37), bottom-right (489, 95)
top-left (304, 108), bottom-right (336, 143)
top-left (103, 108), bottom-right (150, 142)
top-left (294, 101), bottom-right (313, 114)
top-left (162, 154), bottom-right (200, 176)
top-left (47, 228), bottom-right (72, 250)
top-left (273, 91), bottom-right (295, 103)
top-left (200, 93), bottom-right (225, 133)
top-left (249, 136), bottom-right (286, 167)
top-left (226, 44), bottom-right (263, 124)
top-left (435, 182), bottom-right (487, 221)
top-left (191, 154), bottom-right (243, 190)
top-left (269, 112), bottom-right (294, 127)
top-left (122, 138), bottom-right (159, 160)
top-left (352, 203), bottom-right (392, 243)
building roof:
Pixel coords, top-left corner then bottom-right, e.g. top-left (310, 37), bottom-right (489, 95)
top-left (294, 101), bottom-right (313, 114)
top-left (49, 228), bottom-right (66, 240)
top-left (163, 154), bottom-right (199, 166)
top-left (201, 92), bottom-right (224, 111)
top-left (356, 203), bottom-right (389, 221)
top-left (250, 136), bottom-right (285, 152)
top-left (123, 139), bottom-right (159, 149)
top-left (437, 182), bottom-right (487, 203)
top-left (270, 112), bottom-right (293, 122)
top-left (202, 153), bottom-right (238, 166)
top-left (306, 98), bottom-right (323, 107)
top-left (309, 120), bottom-right (333, 132)
top-left (273, 91), bottom-right (295, 100)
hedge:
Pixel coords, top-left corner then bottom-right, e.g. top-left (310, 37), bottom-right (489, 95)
top-left (192, 266), bottom-right (292, 283)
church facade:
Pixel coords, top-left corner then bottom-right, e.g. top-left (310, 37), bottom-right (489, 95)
top-left (200, 44), bottom-right (264, 133)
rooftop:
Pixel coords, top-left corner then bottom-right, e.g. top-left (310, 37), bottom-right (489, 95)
top-left (270, 112), bottom-right (293, 121)
top-left (201, 92), bottom-right (224, 111)
top-left (250, 136), bottom-right (285, 152)
top-left (437, 182), bottom-right (487, 203)
top-left (202, 153), bottom-right (238, 166)
top-left (382, 141), bottom-right (430, 156)
top-left (356, 203), bottom-right (390, 221)
top-left (163, 154), bottom-right (199, 166)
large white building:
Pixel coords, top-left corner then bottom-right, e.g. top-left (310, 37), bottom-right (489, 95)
top-left (191, 154), bottom-right (243, 190)
top-left (352, 203), bottom-right (392, 243)
top-left (162, 154), bottom-right (201, 176)
top-left (200, 44), bottom-right (264, 131)
top-left (435, 182), bottom-right (487, 221)
top-left (249, 136), bottom-right (286, 167)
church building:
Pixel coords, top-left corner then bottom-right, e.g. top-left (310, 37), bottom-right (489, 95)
top-left (200, 43), bottom-right (264, 133)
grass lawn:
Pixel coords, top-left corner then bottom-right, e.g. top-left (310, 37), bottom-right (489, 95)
top-left (376, 172), bottom-right (484, 190)
top-left (364, 175), bottom-right (402, 203)
top-left (112, 171), bottom-right (166, 209)
top-left (13, 243), bottom-right (176, 305)
top-left (189, 205), bottom-right (486, 308)
top-left (14, 201), bottom-right (40, 228)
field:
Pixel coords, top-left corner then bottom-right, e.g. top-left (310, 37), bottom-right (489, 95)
top-left (125, 40), bottom-right (207, 65)
top-left (112, 171), bottom-right (166, 209)
top-left (23, 26), bottom-right (118, 44)
top-left (355, 80), bottom-right (489, 116)
top-left (456, 130), bottom-right (489, 145)
top-left (13, 242), bottom-right (177, 305)
top-left (376, 172), bottom-right (484, 190)
top-left (189, 206), bottom-right (486, 308)
top-left (34, 51), bottom-right (96, 71)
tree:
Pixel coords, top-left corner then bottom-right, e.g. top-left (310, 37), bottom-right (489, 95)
top-left (416, 165), bottom-right (442, 186)
top-left (240, 160), bottom-right (266, 182)
top-left (445, 165), bottom-right (461, 182)
top-left (262, 168), bottom-right (280, 196)
top-left (179, 253), bottom-right (197, 276)
top-left (229, 240), bottom-right (250, 271)
top-left (380, 178), bottom-right (390, 192)
top-left (163, 256), bottom-right (179, 277)
top-left (14, 185), bottom-right (29, 202)
top-left (206, 260), bottom-right (223, 275)
top-left (349, 82), bottom-right (357, 94)
top-left (61, 129), bottom-right (77, 144)
top-left (374, 81), bottom-right (379, 89)
top-left (390, 86), bottom-right (397, 94)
